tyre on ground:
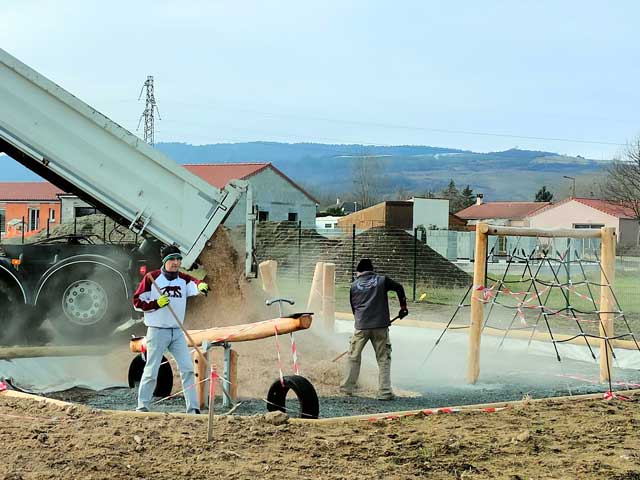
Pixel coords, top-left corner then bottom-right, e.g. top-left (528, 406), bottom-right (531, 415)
top-left (266, 375), bottom-right (319, 419)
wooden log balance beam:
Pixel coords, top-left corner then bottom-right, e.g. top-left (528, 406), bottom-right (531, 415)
top-left (479, 224), bottom-right (603, 239)
top-left (129, 314), bottom-right (313, 353)
top-left (0, 345), bottom-right (113, 360)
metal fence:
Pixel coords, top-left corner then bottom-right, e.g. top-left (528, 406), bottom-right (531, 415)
top-left (1, 214), bottom-right (139, 245)
top-left (255, 222), bottom-right (640, 315)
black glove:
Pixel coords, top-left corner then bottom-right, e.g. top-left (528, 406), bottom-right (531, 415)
top-left (398, 307), bottom-right (409, 319)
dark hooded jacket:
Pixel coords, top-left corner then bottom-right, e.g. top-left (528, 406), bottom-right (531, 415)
top-left (350, 271), bottom-right (406, 330)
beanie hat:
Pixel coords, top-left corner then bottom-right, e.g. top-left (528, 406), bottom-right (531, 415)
top-left (356, 258), bottom-right (374, 273)
top-left (160, 244), bottom-right (182, 264)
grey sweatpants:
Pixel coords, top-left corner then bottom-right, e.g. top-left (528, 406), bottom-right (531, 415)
top-left (137, 326), bottom-right (199, 413)
top-left (340, 327), bottom-right (393, 398)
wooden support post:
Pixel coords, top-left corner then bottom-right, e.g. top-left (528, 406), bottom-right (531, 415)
top-left (229, 349), bottom-right (238, 402)
top-left (322, 263), bottom-right (336, 333)
top-left (193, 350), bottom-right (207, 410)
top-left (206, 349), bottom-right (215, 442)
top-left (306, 261), bottom-right (325, 314)
top-left (599, 227), bottom-right (616, 383)
top-left (467, 222), bottom-right (488, 384)
top-left (259, 260), bottom-right (279, 298)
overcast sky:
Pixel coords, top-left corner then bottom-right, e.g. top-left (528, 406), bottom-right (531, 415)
top-left (2, 1), bottom-right (639, 158)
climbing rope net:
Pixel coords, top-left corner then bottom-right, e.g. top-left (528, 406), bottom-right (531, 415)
top-left (426, 236), bottom-right (640, 398)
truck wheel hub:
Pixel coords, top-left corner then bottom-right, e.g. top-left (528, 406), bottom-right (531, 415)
top-left (62, 280), bottom-right (108, 326)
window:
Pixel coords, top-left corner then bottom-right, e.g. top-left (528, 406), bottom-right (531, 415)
top-left (288, 212), bottom-right (298, 222)
top-left (258, 210), bottom-right (269, 222)
top-left (324, 223), bottom-right (333, 229)
top-left (574, 223), bottom-right (605, 229)
top-left (0, 209), bottom-right (5, 234)
top-left (28, 208), bottom-right (40, 231)
top-left (75, 206), bottom-right (98, 218)
top-left (497, 235), bottom-right (508, 255)
top-left (49, 209), bottom-right (56, 222)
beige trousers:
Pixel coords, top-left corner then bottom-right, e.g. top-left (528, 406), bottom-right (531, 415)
top-left (340, 327), bottom-right (393, 398)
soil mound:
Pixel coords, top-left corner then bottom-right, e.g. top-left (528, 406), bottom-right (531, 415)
top-left (180, 227), bottom-right (366, 399)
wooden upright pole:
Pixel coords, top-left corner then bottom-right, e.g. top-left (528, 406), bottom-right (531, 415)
top-left (322, 263), bottom-right (336, 333)
top-left (259, 260), bottom-right (279, 298)
top-left (307, 262), bottom-right (325, 314)
top-left (193, 350), bottom-right (207, 409)
top-left (599, 227), bottom-right (616, 383)
top-left (229, 349), bottom-right (238, 402)
top-left (467, 222), bottom-right (488, 384)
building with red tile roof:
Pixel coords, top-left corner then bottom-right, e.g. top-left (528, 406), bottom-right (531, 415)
top-left (183, 162), bottom-right (318, 227)
top-left (0, 182), bottom-right (63, 238)
top-left (456, 198), bottom-right (550, 227)
top-left (527, 197), bottom-right (639, 246)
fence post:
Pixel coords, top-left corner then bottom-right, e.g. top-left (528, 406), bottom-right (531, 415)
top-left (468, 222), bottom-right (488, 384)
top-left (565, 237), bottom-right (571, 309)
top-left (413, 227), bottom-right (418, 302)
top-left (599, 227), bottom-right (616, 383)
top-left (322, 263), bottom-right (336, 333)
top-left (103, 217), bottom-right (107, 242)
top-left (351, 224), bottom-right (356, 281)
top-left (21, 216), bottom-right (25, 244)
top-left (73, 216), bottom-right (77, 236)
top-left (297, 220), bottom-right (302, 283)
top-left (47, 218), bottom-right (50, 238)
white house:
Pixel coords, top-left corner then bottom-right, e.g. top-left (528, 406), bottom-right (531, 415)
top-left (315, 215), bottom-right (341, 231)
top-left (184, 163), bottom-right (318, 227)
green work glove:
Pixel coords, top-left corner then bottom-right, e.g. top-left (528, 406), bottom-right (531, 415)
top-left (198, 282), bottom-right (209, 296)
top-left (157, 294), bottom-right (170, 308)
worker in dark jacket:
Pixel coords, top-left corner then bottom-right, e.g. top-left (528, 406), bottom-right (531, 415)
top-left (340, 258), bottom-right (408, 400)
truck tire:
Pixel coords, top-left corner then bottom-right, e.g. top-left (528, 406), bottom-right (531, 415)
top-left (0, 279), bottom-right (21, 344)
top-left (266, 375), bottom-right (319, 419)
top-left (41, 264), bottom-right (129, 339)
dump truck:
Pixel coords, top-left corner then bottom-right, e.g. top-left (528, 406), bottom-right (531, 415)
top-left (0, 48), bottom-right (255, 340)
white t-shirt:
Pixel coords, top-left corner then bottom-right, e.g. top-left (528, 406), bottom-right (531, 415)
top-left (133, 270), bottom-right (201, 328)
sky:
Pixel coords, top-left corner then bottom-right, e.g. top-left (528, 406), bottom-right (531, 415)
top-left (1, 0), bottom-right (639, 159)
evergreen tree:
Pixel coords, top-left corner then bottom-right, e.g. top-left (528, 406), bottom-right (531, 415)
top-left (460, 185), bottom-right (475, 209)
top-left (535, 186), bottom-right (553, 202)
top-left (441, 179), bottom-right (459, 201)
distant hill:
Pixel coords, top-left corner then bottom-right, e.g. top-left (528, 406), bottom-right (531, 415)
top-left (1, 144), bottom-right (609, 202)
top-left (155, 143), bottom-right (609, 201)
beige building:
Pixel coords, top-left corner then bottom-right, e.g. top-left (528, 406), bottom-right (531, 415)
top-left (527, 198), bottom-right (639, 247)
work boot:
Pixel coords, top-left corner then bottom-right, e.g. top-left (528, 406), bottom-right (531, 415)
top-left (339, 387), bottom-right (355, 396)
top-left (376, 393), bottom-right (396, 401)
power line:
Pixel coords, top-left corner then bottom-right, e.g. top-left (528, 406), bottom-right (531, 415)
top-left (158, 98), bottom-right (627, 148)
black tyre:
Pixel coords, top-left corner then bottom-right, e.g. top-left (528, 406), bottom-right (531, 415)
top-left (127, 354), bottom-right (174, 398)
top-left (266, 375), bottom-right (319, 419)
top-left (0, 279), bottom-right (22, 344)
top-left (41, 264), bottom-right (129, 339)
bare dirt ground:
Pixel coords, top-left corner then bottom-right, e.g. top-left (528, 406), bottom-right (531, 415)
top-left (2, 393), bottom-right (640, 480)
top-left (4, 227), bottom-right (640, 478)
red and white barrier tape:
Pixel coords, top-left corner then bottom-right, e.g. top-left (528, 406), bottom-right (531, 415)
top-left (273, 324), bottom-right (285, 387)
top-left (290, 333), bottom-right (300, 375)
top-left (604, 391), bottom-right (631, 401)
